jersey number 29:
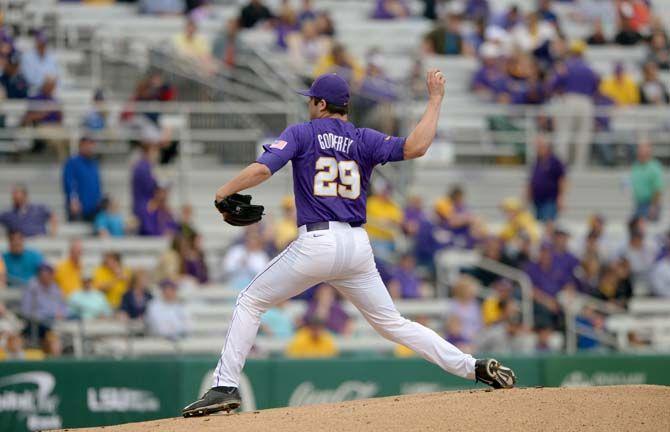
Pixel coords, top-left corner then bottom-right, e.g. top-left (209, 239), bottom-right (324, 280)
top-left (313, 157), bottom-right (361, 199)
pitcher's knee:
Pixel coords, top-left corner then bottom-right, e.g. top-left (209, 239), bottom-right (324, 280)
top-left (236, 291), bottom-right (269, 317)
top-left (368, 313), bottom-right (412, 340)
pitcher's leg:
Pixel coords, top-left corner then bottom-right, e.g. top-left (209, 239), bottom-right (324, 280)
top-left (213, 244), bottom-right (319, 387)
top-left (331, 271), bottom-right (476, 380)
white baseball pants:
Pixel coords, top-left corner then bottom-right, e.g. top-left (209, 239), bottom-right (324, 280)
top-left (212, 222), bottom-right (476, 387)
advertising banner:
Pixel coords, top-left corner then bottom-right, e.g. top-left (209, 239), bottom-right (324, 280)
top-left (0, 354), bottom-right (666, 431)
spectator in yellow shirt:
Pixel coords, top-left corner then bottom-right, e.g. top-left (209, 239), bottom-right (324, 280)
top-left (366, 184), bottom-right (403, 260)
top-left (313, 43), bottom-right (364, 83)
top-left (0, 333), bottom-right (45, 361)
top-left (273, 196), bottom-right (298, 251)
top-left (285, 318), bottom-right (338, 358)
top-left (499, 197), bottom-right (540, 244)
top-left (172, 17), bottom-right (215, 73)
top-left (92, 252), bottom-right (131, 308)
top-left (481, 279), bottom-right (515, 325)
top-left (54, 239), bottom-right (83, 297)
top-left (599, 63), bottom-right (640, 106)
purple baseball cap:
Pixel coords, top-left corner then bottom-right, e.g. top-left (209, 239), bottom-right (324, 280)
top-left (296, 73), bottom-right (350, 107)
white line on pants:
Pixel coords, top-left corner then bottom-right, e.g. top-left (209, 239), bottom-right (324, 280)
top-left (213, 222), bottom-right (476, 387)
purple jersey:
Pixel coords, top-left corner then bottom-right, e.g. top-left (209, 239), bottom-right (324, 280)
top-left (256, 118), bottom-right (405, 227)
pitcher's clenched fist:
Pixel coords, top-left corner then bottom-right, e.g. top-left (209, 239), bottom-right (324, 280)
top-left (426, 68), bottom-right (446, 99)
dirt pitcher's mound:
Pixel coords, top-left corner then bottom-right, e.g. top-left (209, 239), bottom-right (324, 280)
top-left (61, 385), bottom-right (669, 432)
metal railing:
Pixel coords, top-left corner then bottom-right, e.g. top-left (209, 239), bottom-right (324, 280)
top-left (559, 291), bottom-right (625, 354)
top-left (436, 250), bottom-right (534, 330)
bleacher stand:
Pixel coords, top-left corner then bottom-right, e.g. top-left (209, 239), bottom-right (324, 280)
top-left (0, 0), bottom-right (670, 361)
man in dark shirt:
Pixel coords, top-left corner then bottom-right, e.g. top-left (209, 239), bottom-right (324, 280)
top-left (0, 52), bottom-right (29, 99)
top-left (0, 184), bottom-right (56, 237)
top-left (239, 0), bottom-right (274, 29)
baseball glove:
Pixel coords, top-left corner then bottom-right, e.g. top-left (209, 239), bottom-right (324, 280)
top-left (214, 193), bottom-right (265, 226)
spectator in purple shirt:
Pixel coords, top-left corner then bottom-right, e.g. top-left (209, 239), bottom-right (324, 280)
top-left (181, 234), bottom-right (209, 284)
top-left (388, 254), bottom-right (423, 299)
top-left (413, 214), bottom-right (451, 276)
top-left (527, 135), bottom-right (566, 222)
top-left (402, 194), bottom-right (426, 238)
top-left (304, 283), bottom-right (352, 335)
top-left (138, 186), bottom-right (178, 236)
top-left (464, 0), bottom-right (489, 21)
top-left (20, 263), bottom-right (67, 339)
top-left (448, 275), bottom-right (483, 343)
top-left (0, 184), bottom-right (56, 237)
top-left (551, 227), bottom-right (579, 283)
top-left (274, 0), bottom-right (299, 50)
top-left (132, 142), bottom-right (159, 221)
top-left (491, 5), bottom-right (521, 30)
top-left (524, 243), bottom-right (567, 328)
top-left (355, 50), bottom-right (398, 134)
top-left (21, 76), bottom-right (62, 126)
top-left (372, 0), bottom-right (410, 20)
top-left (297, 0), bottom-right (316, 23)
top-left (548, 40), bottom-right (600, 167)
top-left (471, 43), bottom-right (507, 101)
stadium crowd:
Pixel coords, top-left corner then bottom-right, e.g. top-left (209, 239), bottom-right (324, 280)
top-left (0, 127), bottom-right (667, 359)
top-left (0, 0), bottom-right (669, 360)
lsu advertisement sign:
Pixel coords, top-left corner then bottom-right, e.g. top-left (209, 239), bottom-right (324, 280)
top-left (542, 354), bottom-right (670, 387)
top-left (0, 371), bottom-right (62, 431)
top-left (0, 355), bottom-right (667, 431)
top-left (0, 359), bottom-right (179, 432)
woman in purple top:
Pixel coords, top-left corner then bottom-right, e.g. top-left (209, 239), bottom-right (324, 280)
top-left (303, 283), bottom-right (351, 335)
top-left (448, 275), bottom-right (483, 343)
top-left (388, 254), bottom-right (422, 299)
top-left (138, 186), bottom-right (178, 236)
top-left (181, 234), bottom-right (209, 283)
top-left (371, 0), bottom-right (410, 19)
top-left (131, 143), bottom-right (159, 220)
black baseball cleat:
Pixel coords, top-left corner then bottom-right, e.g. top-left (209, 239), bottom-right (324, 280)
top-left (475, 358), bottom-right (517, 389)
top-left (182, 386), bottom-right (241, 417)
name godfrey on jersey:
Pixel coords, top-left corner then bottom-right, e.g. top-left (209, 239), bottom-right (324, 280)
top-left (317, 133), bottom-right (354, 154)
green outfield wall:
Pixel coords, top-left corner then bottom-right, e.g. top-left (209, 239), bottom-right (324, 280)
top-left (0, 354), bottom-right (668, 431)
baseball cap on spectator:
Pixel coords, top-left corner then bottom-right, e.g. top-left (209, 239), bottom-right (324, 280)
top-left (480, 42), bottom-right (500, 59)
top-left (554, 225), bottom-right (571, 236)
top-left (296, 73), bottom-right (350, 107)
top-left (160, 279), bottom-right (177, 290)
top-left (34, 30), bottom-right (48, 44)
top-left (140, 124), bottom-right (162, 144)
top-left (38, 263), bottom-right (54, 273)
top-left (447, 1), bottom-right (465, 15)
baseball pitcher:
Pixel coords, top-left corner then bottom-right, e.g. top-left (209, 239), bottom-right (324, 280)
top-left (183, 70), bottom-right (516, 417)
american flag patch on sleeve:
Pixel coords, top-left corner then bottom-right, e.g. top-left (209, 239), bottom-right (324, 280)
top-left (270, 139), bottom-right (288, 150)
